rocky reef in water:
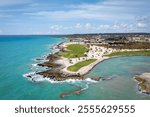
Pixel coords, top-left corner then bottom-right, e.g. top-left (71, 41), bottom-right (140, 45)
top-left (134, 73), bottom-right (150, 94)
top-left (60, 88), bottom-right (82, 98)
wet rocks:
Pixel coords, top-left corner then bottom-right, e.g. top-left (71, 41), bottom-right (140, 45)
top-left (37, 70), bottom-right (84, 81)
top-left (91, 77), bottom-right (101, 81)
top-left (38, 62), bottom-right (61, 68)
top-left (134, 73), bottom-right (150, 94)
top-left (60, 89), bottom-right (82, 98)
top-left (46, 53), bottom-right (60, 61)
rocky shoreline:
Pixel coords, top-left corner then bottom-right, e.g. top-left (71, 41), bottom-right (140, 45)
top-left (37, 53), bottom-right (85, 81)
top-left (37, 53), bottom-right (101, 81)
top-left (25, 43), bottom-right (101, 81)
top-left (134, 73), bottom-right (150, 94)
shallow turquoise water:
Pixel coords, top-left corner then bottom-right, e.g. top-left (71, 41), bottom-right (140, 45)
top-left (85, 56), bottom-right (150, 100)
top-left (0, 36), bottom-right (150, 100)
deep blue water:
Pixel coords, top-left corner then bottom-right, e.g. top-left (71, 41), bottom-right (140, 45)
top-left (0, 35), bottom-right (150, 100)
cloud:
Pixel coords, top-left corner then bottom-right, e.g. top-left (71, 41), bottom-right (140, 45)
top-left (48, 21), bottom-right (149, 34)
top-left (25, 10), bottom-right (101, 20)
top-left (1, 0), bottom-right (150, 34)
top-left (49, 25), bottom-right (63, 31)
top-left (136, 23), bottom-right (146, 28)
top-left (0, 0), bottom-right (32, 6)
top-left (25, 0), bottom-right (150, 21)
top-left (24, 9), bottom-right (125, 21)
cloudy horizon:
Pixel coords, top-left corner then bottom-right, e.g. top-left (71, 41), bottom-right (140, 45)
top-left (0, 0), bottom-right (150, 35)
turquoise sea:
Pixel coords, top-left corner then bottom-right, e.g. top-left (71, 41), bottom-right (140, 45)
top-left (0, 35), bottom-right (150, 100)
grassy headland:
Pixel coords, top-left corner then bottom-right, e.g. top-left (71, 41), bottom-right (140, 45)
top-left (107, 50), bottom-right (150, 57)
top-left (59, 44), bottom-right (88, 58)
top-left (67, 59), bottom-right (97, 72)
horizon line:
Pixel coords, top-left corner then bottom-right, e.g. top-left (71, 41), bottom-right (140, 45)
top-left (0, 32), bottom-right (150, 36)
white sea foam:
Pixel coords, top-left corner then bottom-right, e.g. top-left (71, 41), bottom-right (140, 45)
top-left (45, 78), bottom-right (63, 84)
top-left (85, 78), bottom-right (98, 83)
top-left (23, 71), bottom-right (98, 86)
top-left (23, 72), bottom-right (100, 94)
top-left (23, 43), bottom-right (61, 83)
top-left (65, 78), bottom-right (98, 91)
top-left (44, 78), bottom-right (83, 84)
top-left (32, 54), bottom-right (49, 63)
top-left (80, 78), bottom-right (98, 91)
top-left (81, 84), bottom-right (89, 91)
top-left (23, 72), bottom-right (36, 78)
top-left (32, 75), bottom-right (45, 82)
top-left (23, 72), bottom-right (45, 82)
top-left (32, 63), bottom-right (37, 67)
top-left (66, 79), bottom-right (83, 83)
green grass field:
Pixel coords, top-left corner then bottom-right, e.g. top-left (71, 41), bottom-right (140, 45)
top-left (67, 59), bottom-right (97, 72)
top-left (60, 44), bottom-right (88, 58)
top-left (108, 50), bottom-right (150, 57)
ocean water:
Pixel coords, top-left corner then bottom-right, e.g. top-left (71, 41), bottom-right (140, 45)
top-left (0, 35), bottom-right (150, 100)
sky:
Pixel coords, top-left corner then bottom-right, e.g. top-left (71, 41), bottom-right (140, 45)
top-left (0, 0), bottom-right (150, 35)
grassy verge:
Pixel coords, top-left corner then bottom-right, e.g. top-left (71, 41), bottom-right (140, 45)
top-left (60, 44), bottom-right (88, 58)
top-left (67, 59), bottom-right (97, 72)
top-left (107, 50), bottom-right (150, 57)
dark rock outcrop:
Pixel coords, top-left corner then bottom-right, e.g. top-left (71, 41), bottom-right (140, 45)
top-left (60, 89), bottom-right (82, 98)
top-left (134, 73), bottom-right (150, 94)
top-left (91, 77), bottom-right (101, 81)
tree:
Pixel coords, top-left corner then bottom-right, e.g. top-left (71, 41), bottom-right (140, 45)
top-left (84, 53), bottom-right (88, 60)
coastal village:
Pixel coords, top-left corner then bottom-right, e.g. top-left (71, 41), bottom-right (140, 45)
top-left (28, 33), bottom-right (150, 94)
top-left (65, 33), bottom-right (150, 47)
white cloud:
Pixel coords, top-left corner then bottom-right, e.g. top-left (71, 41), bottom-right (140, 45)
top-left (49, 22), bottom-right (149, 34)
top-left (25, 9), bottom-right (126, 21)
top-left (49, 25), bottom-right (63, 31)
top-left (136, 23), bottom-right (146, 28)
top-left (23, 0), bottom-right (150, 33)
top-left (85, 23), bottom-right (92, 29)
